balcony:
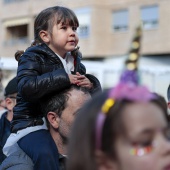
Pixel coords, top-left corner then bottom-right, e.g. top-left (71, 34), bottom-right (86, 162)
top-left (3, 0), bottom-right (27, 4)
top-left (3, 37), bottom-right (29, 46)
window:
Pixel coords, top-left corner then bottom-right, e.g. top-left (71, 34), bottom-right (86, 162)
top-left (4, 25), bottom-right (28, 45)
top-left (141, 5), bottom-right (159, 30)
top-left (112, 10), bottom-right (129, 32)
top-left (3, 18), bottom-right (29, 45)
top-left (74, 8), bottom-right (91, 38)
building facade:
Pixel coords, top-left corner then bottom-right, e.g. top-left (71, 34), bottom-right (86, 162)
top-left (0, 0), bottom-right (170, 98)
top-left (1, 0), bottom-right (170, 58)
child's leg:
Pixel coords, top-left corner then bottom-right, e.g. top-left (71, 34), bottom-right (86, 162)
top-left (18, 129), bottom-right (59, 170)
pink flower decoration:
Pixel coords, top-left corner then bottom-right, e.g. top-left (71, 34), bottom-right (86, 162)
top-left (109, 82), bottom-right (156, 102)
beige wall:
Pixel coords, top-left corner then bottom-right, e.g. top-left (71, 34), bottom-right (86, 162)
top-left (0, 0), bottom-right (170, 58)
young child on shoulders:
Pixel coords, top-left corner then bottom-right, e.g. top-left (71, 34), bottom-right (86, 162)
top-left (3, 6), bottom-right (101, 170)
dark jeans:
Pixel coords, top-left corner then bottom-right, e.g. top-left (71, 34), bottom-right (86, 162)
top-left (18, 129), bottom-right (59, 170)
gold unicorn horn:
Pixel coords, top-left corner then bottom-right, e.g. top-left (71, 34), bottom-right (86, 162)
top-left (125, 25), bottom-right (142, 71)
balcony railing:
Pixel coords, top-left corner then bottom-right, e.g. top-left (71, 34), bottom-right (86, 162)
top-left (3, 37), bottom-right (29, 46)
top-left (4, 0), bottom-right (27, 4)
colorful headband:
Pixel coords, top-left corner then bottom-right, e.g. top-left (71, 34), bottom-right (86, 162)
top-left (95, 25), bottom-right (156, 150)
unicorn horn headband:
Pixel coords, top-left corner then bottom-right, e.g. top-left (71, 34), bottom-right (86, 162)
top-left (95, 25), bottom-right (156, 150)
top-left (120, 25), bottom-right (142, 85)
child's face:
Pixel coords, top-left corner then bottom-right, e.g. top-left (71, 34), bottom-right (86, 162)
top-left (47, 21), bottom-right (79, 57)
top-left (113, 102), bottom-right (170, 170)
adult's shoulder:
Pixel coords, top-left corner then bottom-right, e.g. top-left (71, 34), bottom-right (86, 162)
top-left (0, 147), bottom-right (33, 170)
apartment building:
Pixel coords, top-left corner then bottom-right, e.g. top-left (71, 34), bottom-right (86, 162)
top-left (1, 0), bottom-right (170, 58)
top-left (0, 0), bottom-right (170, 97)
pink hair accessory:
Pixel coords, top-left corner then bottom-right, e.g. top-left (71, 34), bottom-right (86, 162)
top-left (95, 113), bottom-right (106, 150)
top-left (109, 82), bottom-right (156, 102)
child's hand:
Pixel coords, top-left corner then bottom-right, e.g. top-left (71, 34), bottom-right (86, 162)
top-left (76, 72), bottom-right (93, 89)
top-left (68, 74), bottom-right (80, 84)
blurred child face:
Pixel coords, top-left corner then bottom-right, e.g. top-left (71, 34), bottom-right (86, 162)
top-left (168, 102), bottom-right (170, 109)
top-left (112, 102), bottom-right (170, 170)
top-left (47, 21), bottom-right (79, 58)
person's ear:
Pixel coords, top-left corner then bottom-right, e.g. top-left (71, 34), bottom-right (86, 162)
top-left (168, 102), bottom-right (170, 109)
top-left (47, 111), bottom-right (60, 129)
top-left (95, 150), bottom-right (118, 170)
top-left (39, 30), bottom-right (50, 43)
top-left (5, 98), bottom-right (14, 111)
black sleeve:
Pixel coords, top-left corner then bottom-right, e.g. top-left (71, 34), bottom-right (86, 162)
top-left (85, 74), bottom-right (102, 96)
top-left (17, 54), bottom-right (71, 102)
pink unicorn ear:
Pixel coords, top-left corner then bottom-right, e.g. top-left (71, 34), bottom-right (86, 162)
top-left (120, 25), bottom-right (142, 85)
